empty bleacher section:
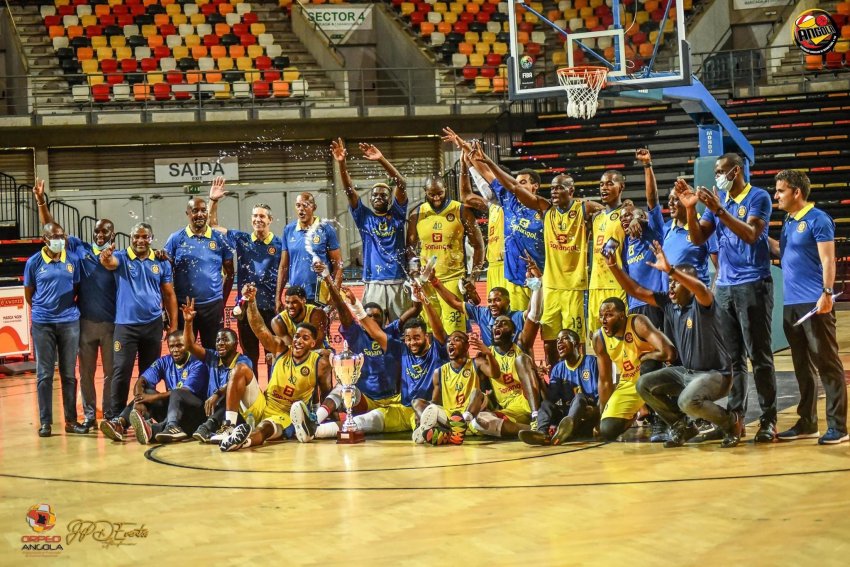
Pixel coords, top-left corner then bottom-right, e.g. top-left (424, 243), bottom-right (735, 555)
top-left (492, 88), bottom-right (850, 290)
top-left (10, 0), bottom-right (349, 109)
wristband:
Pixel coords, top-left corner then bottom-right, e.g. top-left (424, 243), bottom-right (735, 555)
top-left (36, 200), bottom-right (46, 207)
top-left (350, 299), bottom-right (368, 320)
top-left (643, 163), bottom-right (653, 168)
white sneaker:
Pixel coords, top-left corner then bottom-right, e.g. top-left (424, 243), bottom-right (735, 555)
top-left (412, 405), bottom-right (442, 444)
top-left (210, 422), bottom-right (235, 444)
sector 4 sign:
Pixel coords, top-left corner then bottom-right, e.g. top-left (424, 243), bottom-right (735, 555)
top-left (154, 156), bottom-right (239, 184)
top-left (303, 5), bottom-right (373, 32)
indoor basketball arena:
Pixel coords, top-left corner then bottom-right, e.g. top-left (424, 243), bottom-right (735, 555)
top-left (1, 0), bottom-right (849, 563)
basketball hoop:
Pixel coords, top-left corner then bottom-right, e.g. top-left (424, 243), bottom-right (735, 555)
top-left (557, 66), bottom-right (609, 120)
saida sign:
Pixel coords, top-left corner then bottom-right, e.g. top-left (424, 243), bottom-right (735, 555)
top-left (154, 156), bottom-right (239, 184)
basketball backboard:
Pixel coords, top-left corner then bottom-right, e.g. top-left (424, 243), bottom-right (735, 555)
top-left (506, 0), bottom-right (691, 100)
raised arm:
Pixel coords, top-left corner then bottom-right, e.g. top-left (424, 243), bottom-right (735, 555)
top-left (331, 138), bottom-right (358, 210)
top-left (207, 176), bottom-right (228, 234)
top-left (592, 331), bottom-right (614, 410)
top-left (428, 273), bottom-right (465, 313)
top-left (320, 266), bottom-right (353, 327)
top-left (636, 149), bottom-right (659, 209)
top-left (517, 253), bottom-right (542, 352)
top-left (275, 250), bottom-right (289, 313)
top-left (461, 205), bottom-right (485, 280)
top-left (648, 241), bottom-right (714, 307)
top-left (244, 283), bottom-right (288, 356)
top-left (397, 298), bottom-right (423, 328)
top-left (360, 142), bottom-right (407, 205)
top-left (633, 314), bottom-right (677, 364)
top-left (327, 247), bottom-right (343, 291)
top-left (469, 335), bottom-right (499, 379)
top-left (417, 283), bottom-right (447, 345)
top-left (32, 178), bottom-right (56, 226)
top-left (674, 179), bottom-right (714, 246)
top-left (99, 242), bottom-right (119, 270)
top-left (181, 298), bottom-right (207, 359)
top-left (341, 286), bottom-right (389, 351)
top-left (605, 248), bottom-right (657, 307)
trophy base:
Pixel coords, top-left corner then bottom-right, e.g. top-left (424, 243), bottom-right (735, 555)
top-left (337, 429), bottom-right (366, 444)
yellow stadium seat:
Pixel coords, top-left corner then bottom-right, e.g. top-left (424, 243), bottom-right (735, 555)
top-left (185, 35), bottom-right (201, 47)
top-left (110, 35), bottom-right (126, 48)
top-left (215, 83), bottom-right (232, 99)
top-left (283, 68), bottom-right (300, 82)
top-left (115, 46), bottom-right (132, 60)
top-left (401, 2), bottom-right (416, 16)
top-left (91, 35), bottom-right (108, 49)
top-left (82, 59), bottom-right (99, 74)
top-left (250, 23), bottom-right (266, 36)
top-left (81, 14), bottom-right (97, 27)
top-left (434, 2), bottom-right (448, 13)
top-left (172, 46), bottom-right (189, 59)
top-left (87, 73), bottom-right (105, 86)
top-left (475, 42), bottom-right (491, 55)
top-left (147, 72), bottom-right (165, 85)
top-left (172, 14), bottom-right (188, 26)
top-left (492, 42), bottom-right (508, 55)
top-left (97, 47), bottom-right (114, 60)
top-left (482, 31), bottom-right (496, 43)
top-left (443, 12), bottom-right (458, 24)
top-left (450, 3), bottom-right (464, 14)
top-left (465, 31), bottom-right (480, 43)
top-left (469, 53), bottom-right (485, 67)
top-left (236, 56), bottom-right (253, 70)
top-left (247, 44), bottom-right (264, 59)
top-left (474, 76), bottom-right (491, 93)
top-left (217, 57), bottom-right (235, 71)
top-left (552, 50), bottom-right (567, 66)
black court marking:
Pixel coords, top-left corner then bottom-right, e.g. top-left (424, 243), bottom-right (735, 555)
top-left (2, 465), bottom-right (850, 491)
top-left (143, 441), bottom-right (603, 474)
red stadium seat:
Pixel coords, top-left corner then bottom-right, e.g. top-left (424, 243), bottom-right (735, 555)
top-left (153, 82), bottom-right (172, 101)
top-left (480, 65), bottom-right (497, 78)
top-left (166, 71), bottom-right (184, 85)
top-left (91, 83), bottom-right (111, 102)
top-left (204, 34), bottom-right (220, 47)
top-left (242, 12), bottom-right (259, 26)
top-left (825, 51), bottom-right (844, 69)
top-left (462, 65), bottom-right (478, 80)
top-left (263, 70), bottom-right (281, 82)
top-left (240, 34), bottom-right (257, 47)
top-left (140, 57), bottom-right (158, 72)
top-left (121, 58), bottom-right (139, 73)
top-left (100, 59), bottom-right (118, 73)
top-left (253, 80), bottom-right (271, 98)
top-left (106, 72), bottom-right (125, 85)
top-left (485, 53), bottom-right (502, 66)
top-left (255, 56), bottom-right (272, 70)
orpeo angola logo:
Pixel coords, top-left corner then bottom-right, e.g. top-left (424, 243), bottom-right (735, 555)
top-left (792, 9), bottom-right (838, 55)
top-left (22, 504), bottom-right (63, 556)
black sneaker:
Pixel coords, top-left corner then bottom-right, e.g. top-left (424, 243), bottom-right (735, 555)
top-left (519, 429), bottom-right (550, 446)
top-left (290, 400), bottom-right (317, 443)
top-left (210, 422), bottom-right (235, 444)
top-left (220, 423), bottom-right (252, 452)
top-left (129, 410), bottom-right (152, 445)
top-left (100, 419), bottom-right (125, 442)
top-left (551, 416), bottom-right (575, 445)
top-left (650, 418), bottom-right (669, 443)
top-left (720, 411), bottom-right (745, 449)
top-left (818, 428), bottom-right (850, 445)
top-left (777, 421), bottom-right (819, 441)
top-left (754, 421), bottom-right (777, 443)
top-left (192, 419), bottom-right (217, 443)
top-left (664, 420), bottom-right (699, 448)
top-left (155, 425), bottom-right (188, 443)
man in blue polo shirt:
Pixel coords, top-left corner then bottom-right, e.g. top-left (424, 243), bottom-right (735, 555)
top-left (164, 195), bottom-right (234, 349)
top-left (99, 222), bottom-right (178, 426)
top-left (100, 331), bottom-right (208, 444)
top-left (207, 177), bottom-right (281, 374)
top-left (663, 195), bottom-right (719, 288)
top-left (675, 152), bottom-right (777, 442)
top-left (24, 222), bottom-right (87, 437)
top-left (179, 297), bottom-right (255, 444)
top-left (771, 170), bottom-right (847, 445)
top-left (332, 139), bottom-right (409, 320)
top-left (275, 192), bottom-right (343, 306)
top-left (33, 179), bottom-right (117, 427)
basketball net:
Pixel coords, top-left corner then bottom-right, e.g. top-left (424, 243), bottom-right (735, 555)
top-left (557, 66), bottom-right (608, 120)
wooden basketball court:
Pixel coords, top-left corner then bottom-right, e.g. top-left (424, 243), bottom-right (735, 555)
top-left (2, 313), bottom-right (849, 564)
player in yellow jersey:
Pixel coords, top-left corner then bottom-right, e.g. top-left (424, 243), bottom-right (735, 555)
top-left (219, 283), bottom-right (333, 452)
top-left (412, 333), bottom-right (501, 445)
top-left (469, 315), bottom-right (542, 438)
top-left (593, 297), bottom-right (676, 441)
top-left (270, 285), bottom-right (327, 347)
top-left (499, 170), bottom-right (604, 364)
top-left (589, 170), bottom-right (628, 338)
top-left (407, 178), bottom-right (484, 333)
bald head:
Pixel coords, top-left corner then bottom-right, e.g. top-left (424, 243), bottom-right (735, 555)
top-left (186, 197), bottom-right (209, 232)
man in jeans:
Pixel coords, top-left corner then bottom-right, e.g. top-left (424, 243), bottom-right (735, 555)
top-left (674, 153), bottom-right (777, 443)
top-left (771, 170), bottom-right (847, 445)
top-left (24, 222), bottom-right (88, 437)
top-left (33, 178), bottom-right (117, 427)
top-left (609, 241), bottom-right (744, 448)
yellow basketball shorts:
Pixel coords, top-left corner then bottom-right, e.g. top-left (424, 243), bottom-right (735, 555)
top-left (243, 393), bottom-right (292, 430)
top-left (426, 277), bottom-right (467, 334)
top-left (495, 396), bottom-right (532, 425)
top-left (375, 404), bottom-right (417, 432)
top-left (541, 288), bottom-right (586, 341)
top-left (504, 281), bottom-right (530, 312)
top-left (364, 393), bottom-right (402, 411)
top-left (486, 262), bottom-right (508, 295)
top-left (588, 288), bottom-right (627, 336)
top-left (601, 380), bottom-right (644, 421)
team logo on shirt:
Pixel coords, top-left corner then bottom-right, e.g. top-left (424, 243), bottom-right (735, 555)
top-left (582, 370), bottom-right (591, 380)
top-left (268, 246), bottom-right (276, 255)
top-left (433, 233), bottom-right (443, 242)
top-left (462, 369), bottom-right (471, 378)
top-left (557, 234), bottom-right (569, 244)
top-left (519, 219), bottom-right (530, 228)
top-left (610, 213), bottom-right (619, 221)
top-left (66, 264), bottom-right (74, 273)
top-left (686, 318), bottom-right (693, 329)
top-left (176, 381), bottom-right (183, 388)
top-left (737, 206), bottom-right (747, 218)
top-left (182, 370), bottom-right (188, 378)
top-left (624, 332), bottom-right (634, 343)
top-left (114, 341), bottom-right (121, 352)
top-left (209, 242), bottom-right (217, 250)
top-left (797, 222), bottom-right (807, 233)
top-left (151, 265), bottom-right (160, 274)
top-left (300, 366), bottom-right (310, 376)
top-left (446, 213), bottom-right (456, 222)
top-left (568, 210), bottom-right (577, 219)
top-left (534, 213), bottom-right (541, 221)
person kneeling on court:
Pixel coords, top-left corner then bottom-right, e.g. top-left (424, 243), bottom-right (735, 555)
top-left (219, 283), bottom-right (333, 452)
top-left (520, 329), bottom-right (600, 446)
top-left (100, 331), bottom-right (208, 443)
top-left (608, 242), bottom-right (742, 448)
top-left (593, 294), bottom-right (676, 442)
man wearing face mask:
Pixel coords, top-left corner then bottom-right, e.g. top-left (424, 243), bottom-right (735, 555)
top-left (164, 196), bottom-right (234, 349)
top-left (332, 139), bottom-right (409, 320)
top-left (34, 179), bottom-right (116, 427)
top-left (99, 223), bottom-right (179, 429)
top-left (25, 222), bottom-right (87, 437)
top-left (674, 152), bottom-right (777, 443)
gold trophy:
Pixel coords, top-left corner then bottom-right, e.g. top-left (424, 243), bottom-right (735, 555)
top-left (333, 342), bottom-right (365, 444)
